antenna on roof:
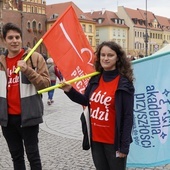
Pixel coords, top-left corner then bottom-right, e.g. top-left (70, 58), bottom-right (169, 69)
top-left (115, 0), bottom-right (118, 12)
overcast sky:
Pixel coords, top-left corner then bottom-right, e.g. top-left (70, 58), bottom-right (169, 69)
top-left (46, 0), bottom-right (170, 18)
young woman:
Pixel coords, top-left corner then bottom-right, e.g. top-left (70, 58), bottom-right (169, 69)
top-left (60, 41), bottom-right (134, 170)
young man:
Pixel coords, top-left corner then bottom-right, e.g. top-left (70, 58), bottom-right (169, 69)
top-left (0, 22), bottom-right (50, 170)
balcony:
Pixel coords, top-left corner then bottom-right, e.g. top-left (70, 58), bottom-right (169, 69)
top-left (33, 28), bottom-right (38, 33)
top-left (27, 28), bottom-right (32, 33)
top-left (38, 29), bottom-right (43, 34)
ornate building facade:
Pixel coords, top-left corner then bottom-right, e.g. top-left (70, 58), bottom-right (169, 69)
top-left (0, 0), bottom-right (47, 54)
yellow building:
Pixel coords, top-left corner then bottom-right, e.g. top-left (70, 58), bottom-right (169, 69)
top-left (86, 10), bottom-right (129, 53)
top-left (117, 6), bottom-right (170, 57)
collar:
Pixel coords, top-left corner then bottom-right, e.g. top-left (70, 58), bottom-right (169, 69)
top-left (102, 69), bottom-right (119, 82)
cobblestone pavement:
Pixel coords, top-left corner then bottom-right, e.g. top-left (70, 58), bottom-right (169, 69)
top-left (0, 88), bottom-right (170, 170)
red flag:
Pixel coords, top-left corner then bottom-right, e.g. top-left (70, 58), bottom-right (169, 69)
top-left (43, 6), bottom-right (96, 93)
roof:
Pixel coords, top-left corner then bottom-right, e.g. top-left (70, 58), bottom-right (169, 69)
top-left (154, 15), bottom-right (170, 31)
top-left (124, 7), bottom-right (144, 20)
top-left (85, 10), bottom-right (128, 28)
top-left (46, 1), bottom-right (94, 23)
top-left (123, 6), bottom-right (170, 31)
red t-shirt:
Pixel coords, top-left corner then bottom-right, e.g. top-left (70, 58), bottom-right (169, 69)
top-left (6, 49), bottom-right (24, 115)
top-left (90, 75), bottom-right (120, 144)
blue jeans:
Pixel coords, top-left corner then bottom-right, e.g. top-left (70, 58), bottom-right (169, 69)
top-left (91, 141), bottom-right (127, 170)
top-left (48, 81), bottom-right (56, 100)
top-left (1, 115), bottom-right (42, 170)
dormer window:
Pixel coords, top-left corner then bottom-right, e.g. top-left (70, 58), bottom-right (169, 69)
top-left (132, 18), bottom-right (137, 24)
top-left (80, 15), bottom-right (86, 19)
top-left (122, 20), bottom-right (125, 25)
top-left (50, 13), bottom-right (58, 19)
top-left (98, 18), bottom-right (102, 24)
top-left (138, 19), bottom-right (143, 25)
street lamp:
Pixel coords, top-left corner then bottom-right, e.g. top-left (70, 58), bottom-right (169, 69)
top-left (144, 0), bottom-right (149, 56)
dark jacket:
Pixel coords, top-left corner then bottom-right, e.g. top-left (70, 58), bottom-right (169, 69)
top-left (65, 70), bottom-right (134, 154)
top-left (0, 48), bottom-right (50, 127)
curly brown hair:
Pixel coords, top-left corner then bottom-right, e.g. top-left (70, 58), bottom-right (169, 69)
top-left (94, 41), bottom-right (134, 82)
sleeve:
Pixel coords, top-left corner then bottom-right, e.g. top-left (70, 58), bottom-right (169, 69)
top-left (54, 66), bottom-right (63, 81)
top-left (22, 52), bottom-right (50, 90)
top-left (118, 89), bottom-right (134, 154)
top-left (64, 87), bottom-right (88, 106)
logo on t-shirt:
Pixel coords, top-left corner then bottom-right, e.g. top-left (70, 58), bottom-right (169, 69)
top-left (7, 65), bottom-right (19, 87)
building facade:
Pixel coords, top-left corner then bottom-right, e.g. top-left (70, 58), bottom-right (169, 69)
top-left (86, 10), bottom-right (129, 53)
top-left (117, 6), bottom-right (170, 57)
top-left (0, 0), bottom-right (47, 54)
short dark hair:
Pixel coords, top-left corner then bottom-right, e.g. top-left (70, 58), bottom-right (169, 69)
top-left (2, 22), bottom-right (22, 39)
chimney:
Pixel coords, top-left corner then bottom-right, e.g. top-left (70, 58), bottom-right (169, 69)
top-left (102, 8), bottom-right (105, 15)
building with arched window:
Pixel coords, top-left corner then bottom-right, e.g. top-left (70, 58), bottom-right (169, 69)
top-left (0, 0), bottom-right (47, 54)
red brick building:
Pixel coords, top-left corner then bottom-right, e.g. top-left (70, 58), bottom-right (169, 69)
top-left (0, 0), bottom-right (47, 54)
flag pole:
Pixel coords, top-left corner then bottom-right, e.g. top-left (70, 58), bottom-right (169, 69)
top-left (14, 38), bottom-right (43, 74)
top-left (14, 6), bottom-right (76, 74)
top-left (37, 71), bottom-right (100, 94)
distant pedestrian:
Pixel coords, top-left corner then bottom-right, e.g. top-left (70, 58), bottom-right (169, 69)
top-left (59, 41), bottom-right (134, 170)
top-left (130, 55), bottom-right (136, 60)
top-left (46, 57), bottom-right (63, 105)
top-left (41, 52), bottom-right (48, 61)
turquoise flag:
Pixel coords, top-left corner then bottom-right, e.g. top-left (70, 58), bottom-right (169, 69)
top-left (127, 51), bottom-right (170, 167)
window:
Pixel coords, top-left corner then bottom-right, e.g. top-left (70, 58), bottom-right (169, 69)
top-left (38, 23), bottom-right (42, 30)
top-left (113, 29), bottom-right (115, 36)
top-left (82, 24), bottom-right (86, 32)
top-left (31, 6), bottom-right (34, 13)
top-left (42, 8), bottom-right (45, 14)
top-left (118, 29), bottom-right (120, 37)
top-left (27, 22), bottom-right (31, 29)
top-left (122, 30), bottom-right (125, 37)
top-left (89, 25), bottom-right (92, 33)
top-left (96, 29), bottom-right (99, 36)
top-left (32, 21), bottom-right (37, 32)
top-left (0, 23), bottom-right (3, 34)
top-left (96, 40), bottom-right (99, 47)
top-left (150, 33), bottom-right (152, 38)
top-left (98, 19), bottom-right (102, 24)
top-left (122, 40), bottom-right (125, 49)
top-left (89, 37), bottom-right (92, 46)
top-left (35, 6), bottom-right (37, 13)
top-left (27, 5), bottom-right (31, 12)
top-left (23, 4), bottom-right (27, 12)
top-left (122, 20), bottom-right (125, 25)
top-left (38, 23), bottom-right (42, 33)
top-left (27, 22), bottom-right (32, 32)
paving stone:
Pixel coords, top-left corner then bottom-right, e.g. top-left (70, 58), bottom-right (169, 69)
top-left (0, 87), bottom-right (169, 170)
